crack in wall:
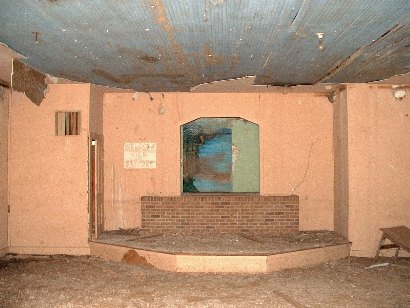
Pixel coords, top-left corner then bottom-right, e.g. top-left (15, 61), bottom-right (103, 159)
top-left (292, 137), bottom-right (327, 194)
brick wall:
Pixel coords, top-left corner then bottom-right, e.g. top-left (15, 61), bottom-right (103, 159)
top-left (141, 195), bottom-right (299, 234)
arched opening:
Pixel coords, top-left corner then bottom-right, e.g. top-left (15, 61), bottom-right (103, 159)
top-left (181, 117), bottom-right (259, 193)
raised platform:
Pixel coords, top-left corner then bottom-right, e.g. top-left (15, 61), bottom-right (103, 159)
top-left (90, 230), bottom-right (351, 273)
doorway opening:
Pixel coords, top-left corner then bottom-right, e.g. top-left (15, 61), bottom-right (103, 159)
top-left (89, 138), bottom-right (104, 240)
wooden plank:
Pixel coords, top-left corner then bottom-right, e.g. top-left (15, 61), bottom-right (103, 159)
top-left (0, 79), bottom-right (10, 88)
top-left (12, 60), bottom-right (47, 106)
top-left (380, 226), bottom-right (410, 252)
top-left (379, 244), bottom-right (400, 250)
top-left (57, 112), bottom-right (63, 136)
top-left (65, 112), bottom-right (70, 135)
top-left (272, 289), bottom-right (307, 308)
top-left (69, 112), bottom-right (74, 135)
top-left (61, 112), bottom-right (65, 135)
top-left (76, 112), bottom-right (80, 135)
top-left (55, 112), bottom-right (59, 135)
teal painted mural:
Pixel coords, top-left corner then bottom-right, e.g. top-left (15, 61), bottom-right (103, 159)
top-left (182, 117), bottom-right (259, 193)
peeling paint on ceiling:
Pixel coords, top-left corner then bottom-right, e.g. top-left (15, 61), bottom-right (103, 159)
top-left (0, 0), bottom-right (409, 91)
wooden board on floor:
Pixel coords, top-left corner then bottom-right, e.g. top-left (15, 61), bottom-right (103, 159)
top-left (380, 226), bottom-right (410, 252)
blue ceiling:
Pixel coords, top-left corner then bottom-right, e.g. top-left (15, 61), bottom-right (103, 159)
top-left (0, 0), bottom-right (409, 91)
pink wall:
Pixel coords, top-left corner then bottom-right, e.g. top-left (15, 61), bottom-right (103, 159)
top-left (4, 81), bottom-right (408, 258)
top-left (0, 45), bottom-right (14, 85)
top-left (0, 85), bottom-right (9, 254)
top-left (347, 84), bottom-right (410, 257)
top-left (103, 92), bottom-right (334, 231)
top-left (8, 84), bottom-right (91, 255)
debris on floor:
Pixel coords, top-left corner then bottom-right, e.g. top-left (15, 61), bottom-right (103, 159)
top-left (95, 230), bottom-right (349, 255)
top-left (0, 255), bottom-right (409, 307)
top-left (122, 249), bottom-right (153, 268)
top-left (365, 262), bottom-right (390, 269)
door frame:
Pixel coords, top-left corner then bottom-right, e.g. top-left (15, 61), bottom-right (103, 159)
top-left (88, 133), bottom-right (104, 240)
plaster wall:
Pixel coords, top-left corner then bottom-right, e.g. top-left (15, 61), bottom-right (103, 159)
top-left (333, 89), bottom-right (349, 238)
top-left (0, 86), bottom-right (9, 255)
top-left (103, 92), bottom-right (334, 231)
top-left (347, 84), bottom-right (410, 257)
top-left (0, 45), bottom-right (14, 85)
top-left (8, 84), bottom-right (91, 255)
top-left (0, 59), bottom-right (11, 86)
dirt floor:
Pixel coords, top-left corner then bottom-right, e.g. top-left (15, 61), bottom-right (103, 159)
top-left (0, 254), bottom-right (409, 307)
top-left (95, 230), bottom-right (349, 255)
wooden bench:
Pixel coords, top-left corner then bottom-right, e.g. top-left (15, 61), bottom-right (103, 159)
top-left (376, 226), bottom-right (410, 257)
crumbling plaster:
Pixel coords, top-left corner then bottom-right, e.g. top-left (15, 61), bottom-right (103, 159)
top-left (12, 60), bottom-right (47, 106)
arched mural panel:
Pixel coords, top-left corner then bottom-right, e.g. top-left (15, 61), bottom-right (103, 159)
top-left (181, 117), bottom-right (259, 193)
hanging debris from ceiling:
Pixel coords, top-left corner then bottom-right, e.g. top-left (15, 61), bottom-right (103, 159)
top-left (46, 74), bottom-right (59, 84)
top-left (12, 60), bottom-right (47, 106)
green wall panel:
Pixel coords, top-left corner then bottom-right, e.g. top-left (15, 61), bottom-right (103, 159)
top-left (232, 119), bottom-right (260, 192)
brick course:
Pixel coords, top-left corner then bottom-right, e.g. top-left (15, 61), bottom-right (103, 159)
top-left (141, 195), bottom-right (299, 234)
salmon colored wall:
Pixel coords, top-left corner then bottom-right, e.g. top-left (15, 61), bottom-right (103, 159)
top-left (103, 92), bottom-right (334, 231)
top-left (8, 84), bottom-right (91, 255)
top-left (0, 86), bottom-right (9, 254)
top-left (0, 59), bottom-right (11, 85)
top-left (0, 47), bottom-right (13, 85)
top-left (333, 88), bottom-right (349, 238)
top-left (6, 81), bottom-right (407, 258)
top-left (347, 84), bottom-right (410, 257)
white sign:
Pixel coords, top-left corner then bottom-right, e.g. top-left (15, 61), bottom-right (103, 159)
top-left (124, 143), bottom-right (156, 169)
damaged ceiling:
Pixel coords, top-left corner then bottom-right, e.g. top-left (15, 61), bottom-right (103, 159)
top-left (0, 0), bottom-right (409, 91)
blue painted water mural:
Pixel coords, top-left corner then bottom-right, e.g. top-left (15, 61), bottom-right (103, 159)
top-left (193, 178), bottom-right (232, 192)
top-left (197, 133), bottom-right (232, 172)
top-left (195, 132), bottom-right (232, 192)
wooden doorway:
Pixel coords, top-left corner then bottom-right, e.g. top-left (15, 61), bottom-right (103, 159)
top-left (89, 136), bottom-right (104, 240)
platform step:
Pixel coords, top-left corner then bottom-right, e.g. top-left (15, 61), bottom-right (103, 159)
top-left (89, 241), bottom-right (351, 273)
